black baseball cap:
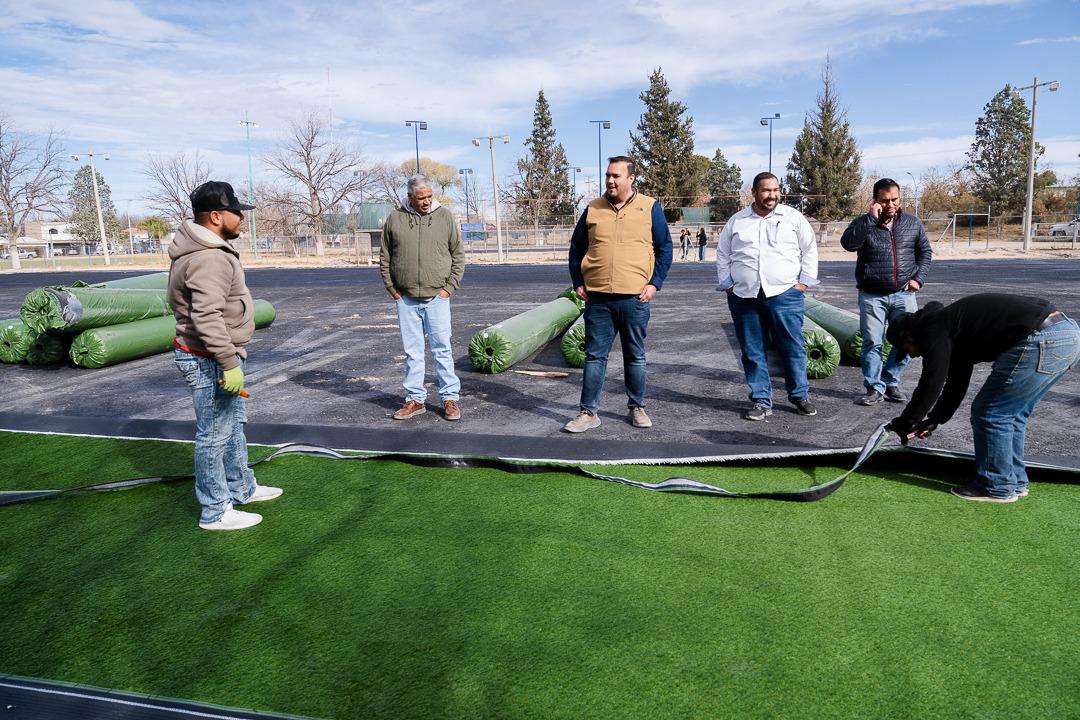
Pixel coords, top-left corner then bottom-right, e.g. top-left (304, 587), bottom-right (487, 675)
top-left (190, 181), bottom-right (255, 214)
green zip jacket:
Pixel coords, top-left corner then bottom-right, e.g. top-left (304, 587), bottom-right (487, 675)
top-left (379, 205), bottom-right (465, 298)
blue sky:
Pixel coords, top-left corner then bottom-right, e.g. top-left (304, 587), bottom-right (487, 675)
top-left (1, 0), bottom-right (1077, 214)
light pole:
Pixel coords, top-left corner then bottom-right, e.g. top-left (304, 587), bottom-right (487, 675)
top-left (759, 113), bottom-right (781, 175)
top-left (71, 151), bottom-right (111, 266)
top-left (589, 120), bottom-right (611, 181)
top-left (405, 120), bottom-right (428, 174)
top-left (570, 166), bottom-right (582, 213)
top-left (1012, 78), bottom-right (1059, 251)
top-left (458, 168), bottom-right (474, 223)
top-left (472, 135), bottom-right (510, 261)
top-left (240, 112), bottom-right (259, 257)
top-left (905, 171), bottom-right (920, 218)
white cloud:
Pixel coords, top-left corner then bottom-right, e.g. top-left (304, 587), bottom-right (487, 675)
top-left (1018, 35), bottom-right (1080, 45)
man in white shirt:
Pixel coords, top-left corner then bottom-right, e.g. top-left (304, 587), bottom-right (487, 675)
top-left (716, 172), bottom-right (819, 421)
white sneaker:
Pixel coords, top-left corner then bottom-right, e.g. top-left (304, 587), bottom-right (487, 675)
top-left (199, 507), bottom-right (263, 531)
top-left (239, 484), bottom-right (283, 503)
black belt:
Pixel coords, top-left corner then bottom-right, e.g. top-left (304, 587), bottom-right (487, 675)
top-left (1040, 312), bottom-right (1066, 330)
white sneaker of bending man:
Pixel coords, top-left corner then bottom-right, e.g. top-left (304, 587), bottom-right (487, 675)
top-left (200, 505), bottom-right (263, 531)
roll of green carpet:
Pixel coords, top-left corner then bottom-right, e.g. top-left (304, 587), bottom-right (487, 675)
top-left (71, 272), bottom-right (170, 290)
top-left (803, 296), bottom-right (891, 362)
top-left (560, 314), bottom-right (586, 368)
top-left (469, 296), bottom-right (583, 374)
top-left (558, 287), bottom-right (586, 314)
top-left (0, 318), bottom-right (34, 363)
top-left (802, 317), bottom-right (841, 379)
top-left (69, 299), bottom-right (276, 369)
top-left (20, 287), bottom-right (171, 335)
top-left (24, 333), bottom-right (67, 365)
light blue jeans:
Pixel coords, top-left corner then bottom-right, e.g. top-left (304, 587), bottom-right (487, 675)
top-left (858, 289), bottom-right (918, 393)
top-left (396, 295), bottom-right (460, 403)
top-left (970, 317), bottom-right (1080, 498)
top-left (174, 349), bottom-right (256, 523)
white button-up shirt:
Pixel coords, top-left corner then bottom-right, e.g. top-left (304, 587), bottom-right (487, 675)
top-left (716, 203), bottom-right (819, 298)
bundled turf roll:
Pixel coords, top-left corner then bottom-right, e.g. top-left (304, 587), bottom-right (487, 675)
top-left (803, 296), bottom-right (891, 362)
top-left (24, 333), bottom-right (67, 365)
top-left (20, 287), bottom-right (170, 335)
top-left (73, 272), bottom-right (170, 290)
top-left (469, 296), bottom-right (583, 374)
top-left (70, 299), bottom-right (276, 369)
top-left (802, 316), bottom-right (841, 379)
top-left (0, 318), bottom-right (34, 363)
top-left (561, 314), bottom-right (586, 368)
top-left (557, 287), bottom-right (586, 314)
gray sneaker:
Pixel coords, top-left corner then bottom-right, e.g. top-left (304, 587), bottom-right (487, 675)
top-left (564, 410), bottom-right (601, 433)
top-left (884, 387), bottom-right (907, 403)
top-left (628, 406), bottom-right (652, 428)
top-left (857, 389), bottom-right (884, 405)
top-left (793, 398), bottom-right (818, 416)
top-left (744, 404), bottom-right (772, 421)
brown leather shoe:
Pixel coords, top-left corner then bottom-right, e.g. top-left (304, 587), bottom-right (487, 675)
top-left (393, 399), bottom-right (426, 420)
top-left (443, 399), bottom-right (461, 421)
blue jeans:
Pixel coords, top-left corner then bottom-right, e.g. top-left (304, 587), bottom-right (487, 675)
top-left (580, 294), bottom-right (649, 413)
top-left (858, 290), bottom-right (918, 393)
top-left (727, 286), bottom-right (808, 407)
top-left (970, 317), bottom-right (1080, 498)
top-left (174, 349), bottom-right (256, 524)
top-left (396, 295), bottom-right (460, 403)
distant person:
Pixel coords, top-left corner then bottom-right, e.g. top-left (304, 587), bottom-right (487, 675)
top-left (886, 294), bottom-right (1079, 502)
top-left (697, 226), bottom-right (708, 261)
top-left (841, 178), bottom-right (932, 406)
top-left (380, 174), bottom-right (465, 421)
top-left (169, 181), bottom-right (283, 531)
top-left (716, 172), bottom-right (819, 421)
top-left (564, 156), bottom-right (673, 433)
top-left (679, 228), bottom-right (692, 260)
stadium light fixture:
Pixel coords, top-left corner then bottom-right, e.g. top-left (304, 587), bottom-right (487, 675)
top-left (759, 113), bottom-right (781, 175)
top-left (589, 120), bottom-right (611, 181)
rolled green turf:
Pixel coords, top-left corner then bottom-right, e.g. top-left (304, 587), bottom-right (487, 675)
top-left (1, 431), bottom-right (1079, 719)
top-left (20, 287), bottom-right (171, 334)
top-left (802, 316), bottom-right (841, 379)
top-left (561, 314), bottom-right (586, 368)
top-left (469, 295), bottom-right (583, 373)
top-left (0, 318), bottom-right (33, 363)
top-left (71, 272), bottom-right (171, 290)
top-left (557, 286), bottom-right (586, 313)
top-left (24, 332), bottom-right (67, 365)
top-left (804, 295), bottom-right (891, 362)
top-left (69, 299), bottom-right (277, 368)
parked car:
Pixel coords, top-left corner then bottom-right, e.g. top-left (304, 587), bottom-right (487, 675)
top-left (1049, 218), bottom-right (1080, 237)
top-left (0, 249), bottom-right (35, 260)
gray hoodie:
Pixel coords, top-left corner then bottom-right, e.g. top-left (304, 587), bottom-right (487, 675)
top-left (167, 221), bottom-right (255, 369)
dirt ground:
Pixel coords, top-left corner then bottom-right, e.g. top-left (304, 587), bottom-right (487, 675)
top-left (1, 257), bottom-right (1078, 467)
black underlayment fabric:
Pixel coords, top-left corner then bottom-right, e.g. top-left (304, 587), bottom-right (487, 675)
top-left (1, 425), bottom-right (904, 507)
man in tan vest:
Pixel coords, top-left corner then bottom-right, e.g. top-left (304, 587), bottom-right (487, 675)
top-left (564, 156), bottom-right (673, 433)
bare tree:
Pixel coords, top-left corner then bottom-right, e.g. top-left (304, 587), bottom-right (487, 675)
top-left (263, 112), bottom-right (369, 255)
top-left (0, 116), bottom-right (68, 270)
top-left (140, 151), bottom-right (213, 226)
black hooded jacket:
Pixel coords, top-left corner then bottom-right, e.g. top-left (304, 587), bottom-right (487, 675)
top-left (841, 210), bottom-right (932, 294)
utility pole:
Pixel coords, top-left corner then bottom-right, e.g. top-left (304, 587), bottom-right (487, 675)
top-left (1014, 77), bottom-right (1059, 251)
top-left (759, 114), bottom-right (781, 175)
top-left (472, 135), bottom-right (510, 261)
top-left (459, 168), bottom-right (474, 223)
top-left (589, 121), bottom-right (611, 181)
top-left (240, 112), bottom-right (259, 257)
top-left (72, 151), bottom-right (110, 266)
top-left (405, 120), bottom-right (428, 174)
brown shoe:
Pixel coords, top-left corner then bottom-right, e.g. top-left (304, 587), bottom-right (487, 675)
top-left (393, 399), bottom-right (426, 420)
top-left (443, 399), bottom-right (461, 421)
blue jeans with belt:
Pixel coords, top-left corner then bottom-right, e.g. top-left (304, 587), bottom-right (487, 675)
top-left (174, 349), bottom-right (256, 523)
top-left (970, 316), bottom-right (1080, 498)
top-left (727, 286), bottom-right (809, 407)
top-left (858, 289), bottom-right (918, 393)
top-left (580, 294), bottom-right (649, 413)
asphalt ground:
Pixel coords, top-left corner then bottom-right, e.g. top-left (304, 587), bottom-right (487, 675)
top-left (1, 258), bottom-right (1078, 465)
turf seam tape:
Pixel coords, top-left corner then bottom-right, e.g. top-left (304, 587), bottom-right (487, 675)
top-left (0, 424), bottom-right (897, 506)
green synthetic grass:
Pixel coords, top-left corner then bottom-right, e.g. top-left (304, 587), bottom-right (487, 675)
top-left (1, 432), bottom-right (1079, 719)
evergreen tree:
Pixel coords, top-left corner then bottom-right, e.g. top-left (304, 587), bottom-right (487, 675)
top-left (510, 90), bottom-right (572, 226)
top-left (965, 85), bottom-right (1044, 214)
top-left (704, 148), bottom-right (743, 220)
top-left (785, 58), bottom-right (862, 220)
top-left (67, 164), bottom-right (122, 247)
top-left (628, 68), bottom-right (696, 221)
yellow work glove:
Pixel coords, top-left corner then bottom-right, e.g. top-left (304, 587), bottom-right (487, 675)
top-left (221, 366), bottom-right (244, 394)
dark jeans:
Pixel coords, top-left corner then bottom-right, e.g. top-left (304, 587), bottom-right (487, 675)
top-left (727, 286), bottom-right (809, 407)
top-left (580, 293), bottom-right (649, 413)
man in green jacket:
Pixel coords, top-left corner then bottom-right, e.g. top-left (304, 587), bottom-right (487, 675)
top-left (380, 175), bottom-right (466, 421)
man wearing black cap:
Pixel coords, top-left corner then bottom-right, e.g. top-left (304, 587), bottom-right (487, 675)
top-left (168, 181), bottom-right (282, 530)
top-left (885, 294), bottom-right (1080, 503)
